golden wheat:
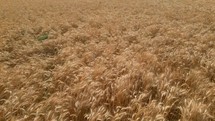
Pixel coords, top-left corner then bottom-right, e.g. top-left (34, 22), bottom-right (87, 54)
top-left (0, 0), bottom-right (215, 120)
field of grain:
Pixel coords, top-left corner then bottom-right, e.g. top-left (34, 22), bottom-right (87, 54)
top-left (0, 0), bottom-right (215, 120)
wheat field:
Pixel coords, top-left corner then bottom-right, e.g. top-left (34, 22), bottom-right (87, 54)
top-left (0, 0), bottom-right (215, 121)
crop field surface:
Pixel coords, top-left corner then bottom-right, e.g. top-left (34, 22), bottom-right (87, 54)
top-left (0, 0), bottom-right (215, 121)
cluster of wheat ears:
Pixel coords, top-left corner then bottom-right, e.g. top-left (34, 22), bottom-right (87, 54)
top-left (0, 0), bottom-right (214, 120)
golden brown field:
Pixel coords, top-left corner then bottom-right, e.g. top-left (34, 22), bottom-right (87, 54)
top-left (0, 0), bottom-right (215, 120)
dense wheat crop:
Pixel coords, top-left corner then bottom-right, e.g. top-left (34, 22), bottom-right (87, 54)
top-left (0, 0), bottom-right (215, 120)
